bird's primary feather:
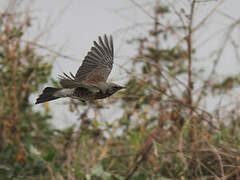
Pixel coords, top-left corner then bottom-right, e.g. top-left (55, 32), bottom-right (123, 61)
top-left (75, 34), bottom-right (114, 83)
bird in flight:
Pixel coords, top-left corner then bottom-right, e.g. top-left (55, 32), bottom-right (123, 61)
top-left (36, 35), bottom-right (125, 104)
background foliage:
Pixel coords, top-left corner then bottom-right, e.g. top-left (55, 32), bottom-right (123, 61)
top-left (1, 1), bottom-right (240, 180)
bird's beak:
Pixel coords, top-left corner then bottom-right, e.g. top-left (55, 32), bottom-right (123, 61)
top-left (120, 86), bottom-right (126, 89)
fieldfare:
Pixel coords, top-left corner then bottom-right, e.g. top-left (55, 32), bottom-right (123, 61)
top-left (36, 35), bottom-right (125, 104)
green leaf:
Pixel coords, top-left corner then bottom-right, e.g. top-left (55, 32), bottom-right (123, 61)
top-left (90, 163), bottom-right (111, 180)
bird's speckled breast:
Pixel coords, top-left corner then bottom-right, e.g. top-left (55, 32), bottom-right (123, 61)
top-left (94, 90), bottom-right (114, 99)
top-left (73, 87), bottom-right (113, 100)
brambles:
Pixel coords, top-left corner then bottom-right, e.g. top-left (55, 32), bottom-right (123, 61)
top-left (1, 1), bottom-right (240, 180)
top-left (0, 9), bottom-right (55, 179)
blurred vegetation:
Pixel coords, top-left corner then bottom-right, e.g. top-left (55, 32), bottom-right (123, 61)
top-left (1, 1), bottom-right (240, 180)
top-left (0, 9), bottom-right (58, 180)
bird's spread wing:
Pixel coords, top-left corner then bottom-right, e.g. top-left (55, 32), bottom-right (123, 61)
top-left (59, 35), bottom-right (114, 89)
top-left (75, 34), bottom-right (114, 84)
top-left (59, 73), bottom-right (100, 93)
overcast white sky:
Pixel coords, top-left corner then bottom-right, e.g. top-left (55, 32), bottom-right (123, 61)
top-left (1, 0), bottom-right (240, 129)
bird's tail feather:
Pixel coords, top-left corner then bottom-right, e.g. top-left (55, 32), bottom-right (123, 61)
top-left (36, 87), bottom-right (62, 104)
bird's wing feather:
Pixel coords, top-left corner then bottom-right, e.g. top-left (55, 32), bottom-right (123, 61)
top-left (75, 35), bottom-right (114, 84)
top-left (59, 73), bottom-right (100, 93)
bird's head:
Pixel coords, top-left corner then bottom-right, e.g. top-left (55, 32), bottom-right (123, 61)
top-left (107, 83), bottom-right (126, 95)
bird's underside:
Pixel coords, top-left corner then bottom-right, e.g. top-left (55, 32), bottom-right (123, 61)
top-left (72, 87), bottom-right (117, 100)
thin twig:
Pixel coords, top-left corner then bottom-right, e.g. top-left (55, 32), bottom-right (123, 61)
top-left (21, 40), bottom-right (79, 61)
top-left (187, 0), bottom-right (196, 112)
